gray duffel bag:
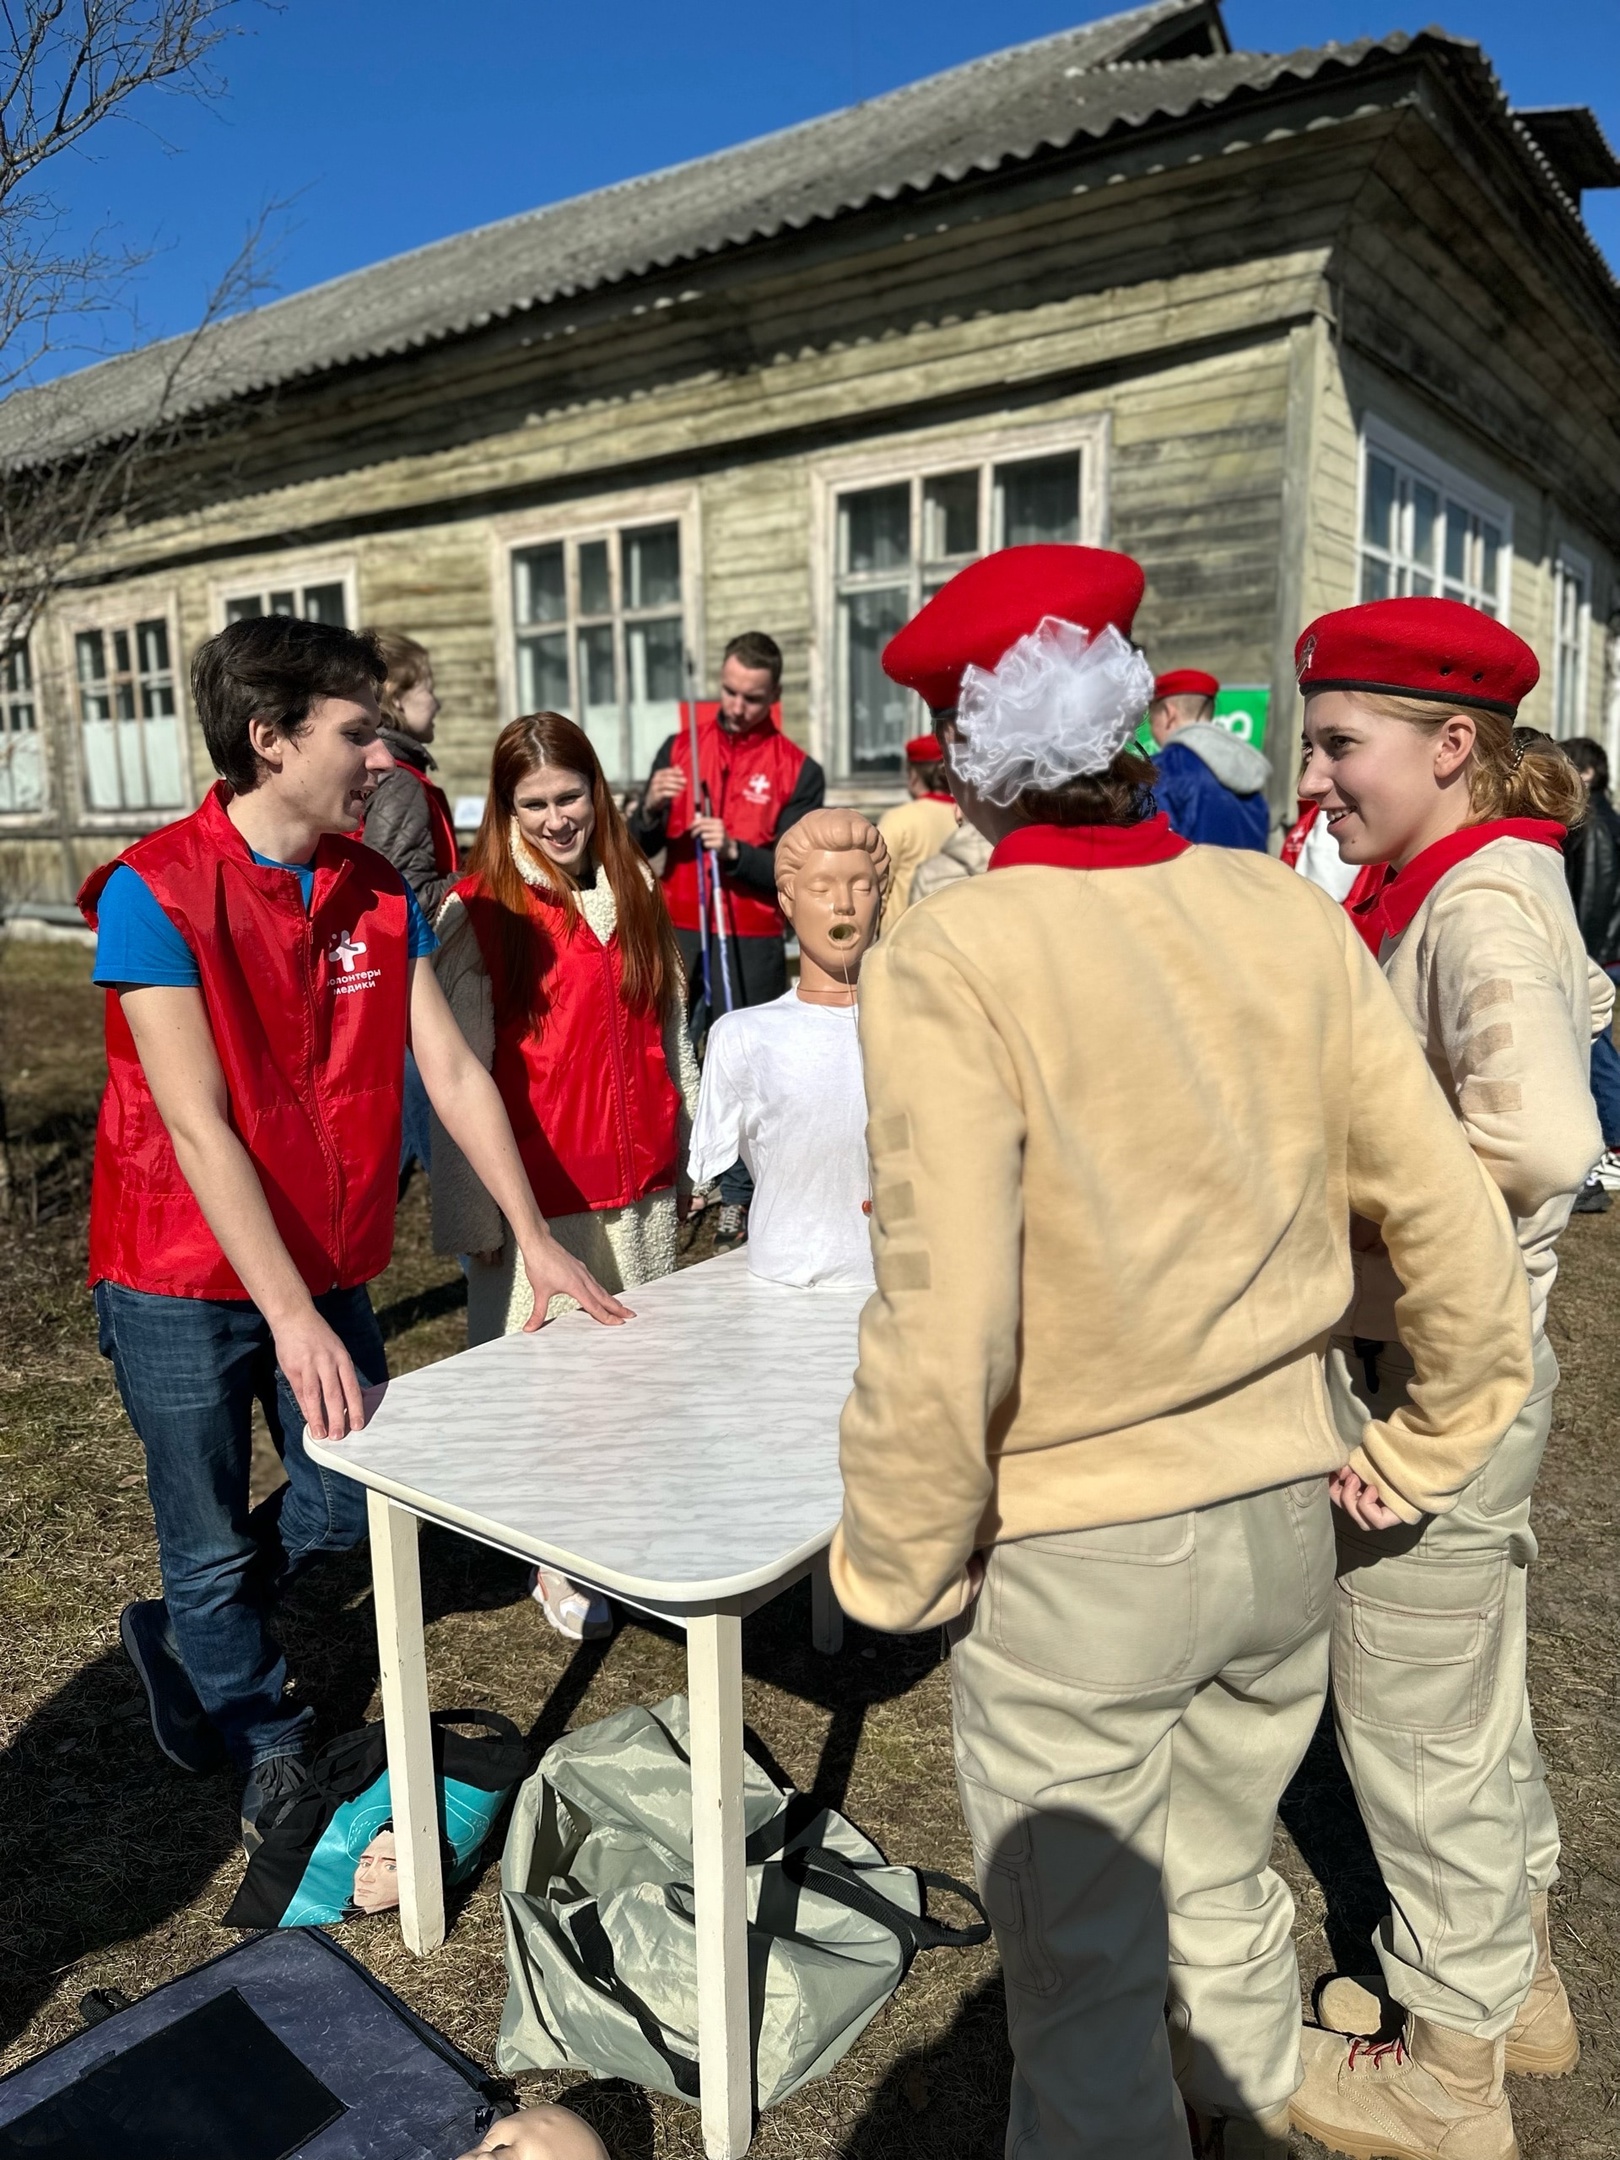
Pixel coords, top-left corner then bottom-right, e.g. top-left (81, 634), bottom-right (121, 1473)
top-left (495, 1694), bottom-right (987, 2108)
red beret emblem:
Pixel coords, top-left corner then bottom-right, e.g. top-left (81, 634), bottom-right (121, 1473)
top-left (1296, 635), bottom-right (1317, 682)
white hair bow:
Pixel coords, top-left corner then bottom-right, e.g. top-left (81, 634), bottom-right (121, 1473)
top-left (950, 617), bottom-right (1154, 805)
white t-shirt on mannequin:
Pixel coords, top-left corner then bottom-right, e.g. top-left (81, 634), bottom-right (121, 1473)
top-left (689, 990), bottom-right (874, 1289)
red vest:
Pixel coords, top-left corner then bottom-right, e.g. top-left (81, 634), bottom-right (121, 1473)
top-left (457, 874), bottom-right (679, 1218)
top-left (78, 785), bottom-right (413, 1300)
top-left (399, 759), bottom-right (459, 877)
top-left (660, 706), bottom-right (806, 938)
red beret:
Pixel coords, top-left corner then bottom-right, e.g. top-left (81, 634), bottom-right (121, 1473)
top-left (1153, 669), bottom-right (1219, 701)
top-left (1295, 597), bottom-right (1537, 717)
top-left (904, 734), bottom-right (944, 764)
top-left (882, 545), bottom-right (1146, 712)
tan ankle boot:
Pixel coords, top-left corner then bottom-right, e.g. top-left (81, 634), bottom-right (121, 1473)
top-left (1504, 1891), bottom-right (1580, 2077)
top-left (1291, 2016), bottom-right (1518, 2160)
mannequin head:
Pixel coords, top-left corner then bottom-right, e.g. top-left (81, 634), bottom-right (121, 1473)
top-left (775, 808), bottom-right (889, 1005)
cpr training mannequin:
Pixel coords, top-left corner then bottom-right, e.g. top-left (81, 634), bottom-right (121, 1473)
top-left (688, 808), bottom-right (889, 1287)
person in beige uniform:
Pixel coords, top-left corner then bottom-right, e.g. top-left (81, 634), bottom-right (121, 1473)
top-left (830, 547), bottom-right (1533, 2160)
top-left (876, 732), bottom-right (959, 923)
top-left (1290, 598), bottom-right (1600, 2160)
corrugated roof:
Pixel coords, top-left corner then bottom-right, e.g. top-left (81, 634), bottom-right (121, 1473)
top-left (0, 0), bottom-right (1605, 461)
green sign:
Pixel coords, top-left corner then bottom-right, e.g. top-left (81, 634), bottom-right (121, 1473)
top-left (1133, 683), bottom-right (1271, 755)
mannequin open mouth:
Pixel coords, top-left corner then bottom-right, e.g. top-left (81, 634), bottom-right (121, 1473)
top-left (828, 923), bottom-right (858, 943)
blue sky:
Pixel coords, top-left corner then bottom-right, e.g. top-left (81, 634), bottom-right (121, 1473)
top-left (27, 0), bottom-right (1620, 378)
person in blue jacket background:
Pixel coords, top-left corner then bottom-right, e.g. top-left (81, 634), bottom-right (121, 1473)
top-left (1149, 669), bottom-right (1272, 851)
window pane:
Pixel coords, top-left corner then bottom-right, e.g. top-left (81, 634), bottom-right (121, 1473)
top-left (137, 620), bottom-right (170, 676)
top-left (1363, 457), bottom-right (1396, 551)
top-left (5, 643), bottom-right (31, 696)
top-left (225, 595), bottom-right (263, 622)
top-left (0, 729), bottom-right (43, 811)
top-left (1360, 557), bottom-right (1390, 602)
top-left (843, 587), bottom-right (912, 772)
top-left (269, 590), bottom-right (297, 617)
top-left (840, 485), bottom-right (910, 575)
top-left (117, 716), bottom-right (148, 809)
top-left (302, 582), bottom-right (346, 626)
top-left (514, 544), bottom-right (566, 627)
top-left (81, 718), bottom-right (122, 807)
top-left (622, 524), bottom-right (680, 611)
top-left (1480, 524), bottom-right (1502, 605)
top-left (577, 622), bottom-right (620, 770)
top-left (922, 470), bottom-right (979, 561)
top-left (1411, 484), bottom-right (1438, 575)
top-left (143, 715), bottom-right (186, 806)
top-left (627, 616), bottom-right (684, 776)
top-left (113, 629), bottom-right (132, 677)
top-left (517, 629), bottom-right (569, 714)
top-left (578, 538), bottom-right (612, 617)
top-left (996, 453), bottom-right (1079, 547)
top-left (1444, 503), bottom-right (1469, 586)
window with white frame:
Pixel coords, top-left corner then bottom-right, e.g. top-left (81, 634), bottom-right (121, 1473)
top-left (74, 617), bottom-right (186, 812)
top-left (223, 576), bottom-right (349, 626)
top-left (510, 520), bottom-right (686, 781)
top-left (0, 642), bottom-right (43, 812)
top-left (1551, 550), bottom-right (1591, 737)
top-left (832, 448), bottom-right (1086, 775)
top-left (1359, 437), bottom-right (1508, 615)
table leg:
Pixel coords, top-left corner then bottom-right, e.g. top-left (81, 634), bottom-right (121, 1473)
top-left (367, 1491), bottom-right (445, 1955)
top-left (811, 1549), bottom-right (844, 1656)
top-left (687, 1608), bottom-right (752, 2159)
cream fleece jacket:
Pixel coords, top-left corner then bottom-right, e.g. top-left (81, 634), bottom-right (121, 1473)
top-left (1352, 836), bottom-right (1603, 1348)
top-left (831, 845), bottom-right (1534, 1634)
top-left (878, 796), bottom-right (961, 923)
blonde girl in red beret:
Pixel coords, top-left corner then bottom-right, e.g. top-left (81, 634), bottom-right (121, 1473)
top-left (1291, 596), bottom-right (1600, 2160)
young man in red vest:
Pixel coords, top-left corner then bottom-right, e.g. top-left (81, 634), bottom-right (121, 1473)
top-left (80, 616), bottom-right (627, 1849)
top-left (628, 629), bottom-right (823, 1245)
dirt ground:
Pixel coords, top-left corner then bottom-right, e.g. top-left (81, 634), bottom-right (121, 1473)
top-left (0, 933), bottom-right (1615, 2157)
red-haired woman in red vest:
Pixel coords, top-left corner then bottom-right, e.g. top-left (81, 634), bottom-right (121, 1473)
top-left (432, 712), bottom-right (699, 1636)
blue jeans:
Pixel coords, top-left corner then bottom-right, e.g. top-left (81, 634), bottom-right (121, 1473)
top-left (95, 1280), bottom-right (385, 1770)
top-left (400, 1046), bottom-right (432, 1176)
top-left (1591, 966), bottom-right (1620, 1148)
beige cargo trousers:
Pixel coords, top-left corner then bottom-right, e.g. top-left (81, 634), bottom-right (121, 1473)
top-left (949, 1476), bottom-right (1335, 2159)
top-left (1326, 1333), bottom-right (1560, 2037)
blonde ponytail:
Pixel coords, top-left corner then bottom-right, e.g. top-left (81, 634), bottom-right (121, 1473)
top-left (1358, 695), bottom-right (1586, 828)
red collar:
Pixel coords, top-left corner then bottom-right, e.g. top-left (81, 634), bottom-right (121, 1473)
top-left (989, 814), bottom-right (1190, 872)
top-left (922, 791), bottom-right (955, 804)
top-left (1349, 817), bottom-right (1566, 950)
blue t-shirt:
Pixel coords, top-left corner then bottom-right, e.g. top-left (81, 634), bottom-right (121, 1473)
top-left (94, 855), bottom-right (437, 988)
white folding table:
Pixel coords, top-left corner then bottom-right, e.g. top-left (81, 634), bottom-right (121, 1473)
top-left (306, 1248), bottom-right (866, 2160)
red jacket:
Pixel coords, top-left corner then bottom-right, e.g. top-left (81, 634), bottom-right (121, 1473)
top-left (78, 785), bottom-right (412, 1300)
top-left (659, 708), bottom-right (807, 938)
top-left (456, 873), bottom-right (679, 1217)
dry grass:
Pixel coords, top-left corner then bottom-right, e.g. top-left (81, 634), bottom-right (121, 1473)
top-left (0, 934), bottom-right (1615, 2156)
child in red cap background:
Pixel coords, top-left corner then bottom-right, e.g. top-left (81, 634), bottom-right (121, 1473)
top-left (1147, 665), bottom-right (1273, 852)
top-left (1291, 595), bottom-right (1602, 2160)
top-left (877, 732), bottom-right (960, 923)
top-left (829, 545), bottom-right (1532, 2159)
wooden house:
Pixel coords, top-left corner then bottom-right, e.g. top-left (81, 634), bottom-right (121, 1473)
top-left (1, 0), bottom-right (1617, 903)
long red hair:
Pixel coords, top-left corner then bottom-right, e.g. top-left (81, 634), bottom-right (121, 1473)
top-left (462, 712), bottom-right (682, 1026)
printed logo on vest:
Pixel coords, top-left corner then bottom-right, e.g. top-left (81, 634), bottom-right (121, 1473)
top-left (742, 771), bottom-right (773, 805)
top-left (328, 929), bottom-right (382, 997)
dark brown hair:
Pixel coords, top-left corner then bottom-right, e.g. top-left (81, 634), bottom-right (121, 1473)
top-left (461, 712), bottom-right (682, 1027)
top-left (1562, 735), bottom-right (1609, 794)
top-left (191, 616), bottom-right (385, 794)
top-left (723, 630), bottom-right (782, 688)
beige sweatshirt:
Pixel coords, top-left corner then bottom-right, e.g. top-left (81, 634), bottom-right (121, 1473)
top-left (831, 845), bottom-right (1533, 1633)
top-left (878, 796), bottom-right (961, 923)
top-left (1351, 836), bottom-right (1603, 1351)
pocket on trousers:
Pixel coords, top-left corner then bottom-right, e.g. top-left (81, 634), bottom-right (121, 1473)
top-left (956, 1775), bottom-right (1060, 1998)
top-left (989, 1516), bottom-right (1196, 1690)
top-left (1334, 1580), bottom-right (1505, 1735)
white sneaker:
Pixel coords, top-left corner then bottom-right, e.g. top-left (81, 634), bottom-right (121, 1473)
top-left (1595, 1147), bottom-right (1620, 1191)
top-left (530, 1567), bottom-right (612, 1641)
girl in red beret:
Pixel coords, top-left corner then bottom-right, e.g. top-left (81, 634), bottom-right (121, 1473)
top-left (876, 733), bottom-right (960, 923)
top-left (1291, 595), bottom-right (1600, 2160)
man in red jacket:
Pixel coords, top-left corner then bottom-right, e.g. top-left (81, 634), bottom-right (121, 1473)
top-left (628, 629), bottom-right (823, 1246)
top-left (81, 615), bottom-right (627, 1850)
